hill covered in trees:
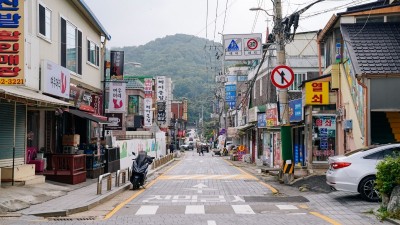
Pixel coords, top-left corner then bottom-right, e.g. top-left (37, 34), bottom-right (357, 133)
top-left (112, 34), bottom-right (223, 126)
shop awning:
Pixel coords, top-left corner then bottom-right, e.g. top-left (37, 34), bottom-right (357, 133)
top-left (236, 124), bottom-right (254, 131)
top-left (0, 86), bottom-right (70, 106)
top-left (66, 108), bottom-right (109, 124)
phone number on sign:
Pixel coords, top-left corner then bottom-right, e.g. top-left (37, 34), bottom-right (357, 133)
top-left (0, 78), bottom-right (24, 85)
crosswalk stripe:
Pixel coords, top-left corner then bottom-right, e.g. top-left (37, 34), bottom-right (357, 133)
top-left (231, 205), bottom-right (255, 214)
top-left (276, 205), bottom-right (298, 210)
top-left (207, 220), bottom-right (217, 225)
top-left (185, 205), bottom-right (205, 214)
top-left (135, 205), bottom-right (159, 215)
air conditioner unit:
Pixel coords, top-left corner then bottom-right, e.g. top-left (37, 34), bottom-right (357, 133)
top-left (343, 119), bottom-right (352, 131)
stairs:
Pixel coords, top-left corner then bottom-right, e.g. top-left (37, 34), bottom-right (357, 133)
top-left (386, 112), bottom-right (400, 142)
top-left (371, 112), bottom-right (395, 144)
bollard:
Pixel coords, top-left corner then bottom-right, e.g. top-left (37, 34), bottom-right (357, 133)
top-left (107, 175), bottom-right (112, 191)
top-left (97, 173), bottom-right (111, 195)
top-left (115, 170), bottom-right (120, 187)
top-left (122, 171), bottom-right (126, 183)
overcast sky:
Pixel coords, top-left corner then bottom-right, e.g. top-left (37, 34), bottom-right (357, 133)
top-left (84, 0), bottom-right (375, 48)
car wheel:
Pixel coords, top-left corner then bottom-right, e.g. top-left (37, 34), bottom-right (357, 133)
top-left (359, 176), bottom-right (380, 202)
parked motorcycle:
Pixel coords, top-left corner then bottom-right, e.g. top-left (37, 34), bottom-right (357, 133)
top-left (130, 151), bottom-right (155, 190)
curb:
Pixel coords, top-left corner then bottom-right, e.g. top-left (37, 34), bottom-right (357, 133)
top-left (28, 158), bottom-right (177, 217)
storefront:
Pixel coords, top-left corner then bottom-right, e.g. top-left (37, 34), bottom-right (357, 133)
top-left (302, 77), bottom-right (337, 170)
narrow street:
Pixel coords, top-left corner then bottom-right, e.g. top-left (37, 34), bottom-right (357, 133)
top-left (97, 152), bottom-right (386, 225)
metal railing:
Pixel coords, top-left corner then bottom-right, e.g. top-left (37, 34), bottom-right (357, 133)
top-left (115, 167), bottom-right (130, 187)
top-left (97, 172), bottom-right (112, 195)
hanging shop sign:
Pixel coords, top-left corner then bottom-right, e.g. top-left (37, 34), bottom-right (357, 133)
top-left (257, 113), bottom-right (266, 128)
top-left (304, 81), bottom-right (329, 105)
top-left (157, 101), bottom-right (166, 122)
top-left (144, 78), bottom-right (153, 98)
top-left (289, 98), bottom-right (303, 122)
top-left (90, 94), bottom-right (103, 116)
top-left (156, 76), bottom-right (166, 101)
top-left (108, 82), bottom-right (126, 113)
top-left (266, 103), bottom-right (278, 127)
top-left (41, 60), bottom-right (70, 98)
top-left (110, 51), bottom-right (124, 80)
top-left (144, 98), bottom-right (153, 127)
top-left (105, 113), bottom-right (123, 130)
top-left (0, 1), bottom-right (24, 85)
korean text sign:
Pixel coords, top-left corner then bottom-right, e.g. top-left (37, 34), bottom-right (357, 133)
top-left (305, 81), bottom-right (329, 105)
top-left (108, 82), bottom-right (126, 113)
top-left (0, 1), bottom-right (24, 85)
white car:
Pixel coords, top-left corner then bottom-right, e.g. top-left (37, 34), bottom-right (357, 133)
top-left (326, 143), bottom-right (400, 201)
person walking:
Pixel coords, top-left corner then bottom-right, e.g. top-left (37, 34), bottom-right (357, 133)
top-left (169, 142), bottom-right (175, 154)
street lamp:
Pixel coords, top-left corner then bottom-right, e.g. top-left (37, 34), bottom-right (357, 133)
top-left (249, 7), bottom-right (273, 16)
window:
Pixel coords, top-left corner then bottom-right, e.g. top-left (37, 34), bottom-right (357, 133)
top-left (87, 39), bottom-right (99, 67)
top-left (61, 17), bottom-right (82, 75)
top-left (289, 73), bottom-right (306, 91)
top-left (38, 3), bottom-right (51, 40)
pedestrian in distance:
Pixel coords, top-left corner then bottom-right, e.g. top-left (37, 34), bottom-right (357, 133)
top-left (169, 143), bottom-right (175, 154)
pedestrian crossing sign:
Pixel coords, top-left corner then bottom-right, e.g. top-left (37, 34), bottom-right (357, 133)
top-left (223, 33), bottom-right (262, 61)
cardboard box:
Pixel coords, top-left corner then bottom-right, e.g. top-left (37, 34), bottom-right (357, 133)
top-left (62, 134), bottom-right (80, 146)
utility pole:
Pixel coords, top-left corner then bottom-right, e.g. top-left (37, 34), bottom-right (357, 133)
top-left (274, 0), bottom-right (293, 183)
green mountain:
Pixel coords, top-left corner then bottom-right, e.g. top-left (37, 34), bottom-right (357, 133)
top-left (111, 34), bottom-right (223, 127)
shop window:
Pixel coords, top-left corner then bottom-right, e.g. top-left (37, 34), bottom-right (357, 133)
top-left (312, 115), bottom-right (336, 162)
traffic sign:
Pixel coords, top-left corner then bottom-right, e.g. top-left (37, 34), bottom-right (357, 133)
top-left (270, 65), bottom-right (295, 89)
top-left (246, 38), bottom-right (258, 50)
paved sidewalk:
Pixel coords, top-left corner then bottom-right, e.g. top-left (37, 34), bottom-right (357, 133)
top-left (0, 159), bottom-right (175, 217)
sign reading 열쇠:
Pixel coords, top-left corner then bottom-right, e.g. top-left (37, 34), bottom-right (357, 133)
top-left (304, 81), bottom-right (329, 105)
top-left (0, 1), bottom-right (24, 85)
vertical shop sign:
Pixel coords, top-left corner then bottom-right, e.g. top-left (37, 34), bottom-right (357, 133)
top-left (289, 99), bottom-right (303, 122)
top-left (183, 99), bottom-right (188, 121)
top-left (257, 113), bottom-right (266, 128)
top-left (108, 82), bottom-right (126, 113)
top-left (266, 103), bottom-right (278, 127)
top-left (91, 95), bottom-right (103, 116)
top-left (144, 98), bottom-right (153, 127)
top-left (312, 114), bottom-right (336, 162)
top-left (144, 78), bottom-right (153, 98)
top-left (157, 101), bottom-right (166, 122)
top-left (0, 1), bottom-right (24, 85)
top-left (110, 51), bottom-right (124, 80)
top-left (156, 76), bottom-right (166, 101)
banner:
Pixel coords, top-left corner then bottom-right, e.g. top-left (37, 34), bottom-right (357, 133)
top-left (110, 51), bottom-right (124, 80)
top-left (157, 101), bottom-right (166, 122)
top-left (108, 82), bottom-right (126, 113)
top-left (144, 98), bottom-right (153, 127)
top-left (128, 95), bottom-right (139, 114)
top-left (156, 76), bottom-right (167, 101)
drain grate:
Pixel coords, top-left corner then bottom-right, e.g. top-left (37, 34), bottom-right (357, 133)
top-left (48, 217), bottom-right (96, 221)
top-left (243, 196), bottom-right (309, 203)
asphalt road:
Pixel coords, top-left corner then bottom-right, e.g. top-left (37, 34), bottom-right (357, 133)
top-left (2, 151), bottom-right (389, 225)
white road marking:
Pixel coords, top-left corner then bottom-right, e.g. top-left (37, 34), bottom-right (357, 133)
top-left (185, 205), bottom-right (205, 214)
top-left (207, 220), bottom-right (217, 225)
top-left (231, 205), bottom-right (255, 214)
top-left (276, 205), bottom-right (298, 210)
top-left (135, 205), bottom-right (159, 215)
top-left (231, 195), bottom-right (245, 202)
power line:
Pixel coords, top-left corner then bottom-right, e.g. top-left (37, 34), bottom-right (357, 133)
top-left (213, 0), bottom-right (220, 42)
top-left (221, 0), bottom-right (229, 34)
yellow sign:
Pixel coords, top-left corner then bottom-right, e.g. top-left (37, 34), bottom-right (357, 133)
top-left (304, 81), bottom-right (329, 105)
top-left (0, 1), bottom-right (25, 85)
